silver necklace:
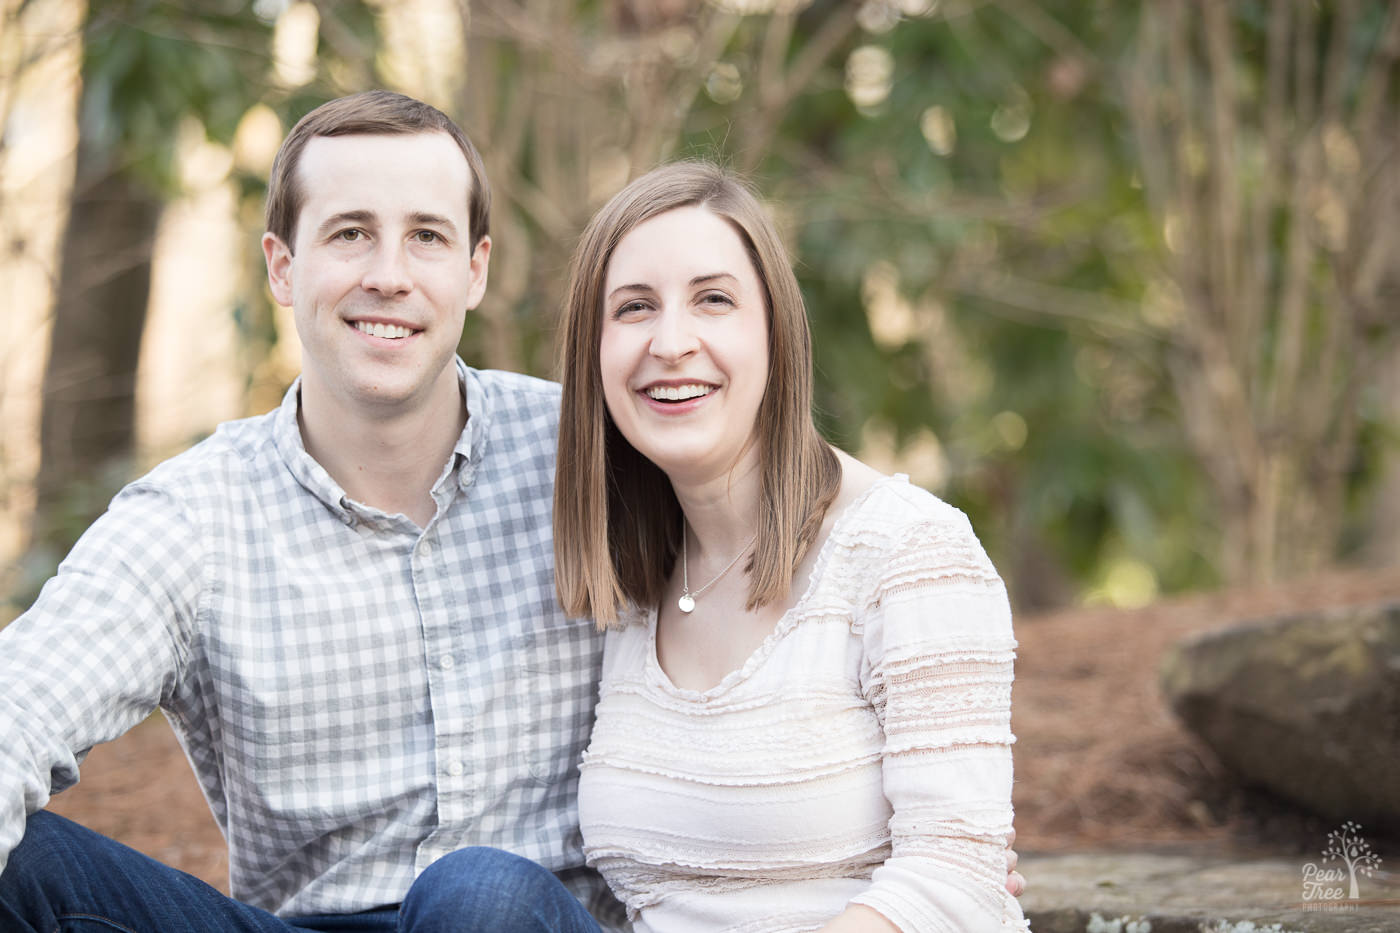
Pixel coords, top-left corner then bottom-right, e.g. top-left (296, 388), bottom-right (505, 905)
top-left (678, 523), bottom-right (756, 614)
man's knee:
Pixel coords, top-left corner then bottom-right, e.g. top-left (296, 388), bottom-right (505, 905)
top-left (400, 847), bottom-right (589, 932)
top-left (1, 811), bottom-right (82, 891)
top-left (0, 811), bottom-right (97, 933)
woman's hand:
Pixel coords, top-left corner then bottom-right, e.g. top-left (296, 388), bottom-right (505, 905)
top-left (816, 904), bottom-right (901, 933)
top-left (819, 841), bottom-right (1025, 933)
top-left (1005, 828), bottom-right (1025, 897)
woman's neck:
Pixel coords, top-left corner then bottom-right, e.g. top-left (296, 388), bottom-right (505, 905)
top-left (667, 454), bottom-right (763, 563)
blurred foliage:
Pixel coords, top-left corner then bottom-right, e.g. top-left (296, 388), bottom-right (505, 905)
top-left (27, 1), bottom-right (292, 585)
top-left (78, 0), bottom-right (275, 192)
top-left (756, 0), bottom-right (1209, 606)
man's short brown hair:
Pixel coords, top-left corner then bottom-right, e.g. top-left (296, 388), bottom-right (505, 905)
top-left (265, 90), bottom-right (490, 251)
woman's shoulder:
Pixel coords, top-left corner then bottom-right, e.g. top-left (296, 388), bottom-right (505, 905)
top-left (820, 452), bottom-right (1004, 611)
top-left (829, 451), bottom-right (975, 549)
top-left (824, 458), bottom-right (1011, 650)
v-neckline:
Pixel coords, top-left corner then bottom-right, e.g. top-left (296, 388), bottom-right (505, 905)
top-left (644, 474), bottom-right (908, 702)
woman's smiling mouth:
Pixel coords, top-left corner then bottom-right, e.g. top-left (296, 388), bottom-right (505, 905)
top-left (644, 383), bottom-right (715, 403)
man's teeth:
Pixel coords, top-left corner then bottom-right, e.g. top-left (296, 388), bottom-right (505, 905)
top-left (354, 321), bottom-right (414, 339)
top-left (645, 384), bottom-right (713, 401)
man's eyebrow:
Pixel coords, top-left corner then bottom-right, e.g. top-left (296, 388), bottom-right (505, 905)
top-left (409, 212), bottom-right (459, 236)
top-left (315, 210), bottom-right (375, 238)
top-left (314, 210), bottom-right (460, 239)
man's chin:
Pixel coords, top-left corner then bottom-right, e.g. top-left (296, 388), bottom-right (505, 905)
top-left (345, 370), bottom-right (459, 417)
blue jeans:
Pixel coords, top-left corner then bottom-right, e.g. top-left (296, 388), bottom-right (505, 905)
top-left (0, 811), bottom-right (603, 933)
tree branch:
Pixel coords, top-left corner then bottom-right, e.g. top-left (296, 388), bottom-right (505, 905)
top-left (738, 3), bottom-right (859, 173)
top-left (1201, 0), bottom-right (1243, 362)
top-left (1354, 0), bottom-right (1400, 156)
top-left (1320, 0), bottom-right (1359, 126)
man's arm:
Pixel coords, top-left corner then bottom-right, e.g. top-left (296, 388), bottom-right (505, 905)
top-left (0, 485), bottom-right (202, 873)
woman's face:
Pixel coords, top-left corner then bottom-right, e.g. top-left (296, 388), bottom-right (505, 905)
top-left (599, 205), bottom-right (770, 484)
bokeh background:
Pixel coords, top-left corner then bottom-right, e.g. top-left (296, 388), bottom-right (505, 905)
top-left (3, 0), bottom-right (1398, 639)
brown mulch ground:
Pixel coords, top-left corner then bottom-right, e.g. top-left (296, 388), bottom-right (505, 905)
top-left (44, 565), bottom-right (1400, 893)
top-left (1011, 564), bottom-right (1400, 855)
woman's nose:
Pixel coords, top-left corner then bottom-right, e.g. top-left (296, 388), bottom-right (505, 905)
top-left (647, 307), bottom-right (699, 362)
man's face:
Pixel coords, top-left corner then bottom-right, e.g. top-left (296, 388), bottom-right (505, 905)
top-left (262, 132), bottom-right (490, 418)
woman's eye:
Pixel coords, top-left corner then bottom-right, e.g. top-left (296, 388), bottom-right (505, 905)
top-left (701, 292), bottom-right (735, 307)
top-left (615, 301), bottom-right (650, 318)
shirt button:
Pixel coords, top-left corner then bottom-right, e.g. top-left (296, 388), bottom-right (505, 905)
top-left (439, 655), bottom-right (455, 671)
top-left (447, 760), bottom-right (465, 777)
top-left (419, 541), bottom-right (434, 558)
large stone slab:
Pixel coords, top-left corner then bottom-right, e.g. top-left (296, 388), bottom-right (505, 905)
top-left (1159, 603), bottom-right (1400, 831)
top-left (1019, 850), bottom-right (1400, 932)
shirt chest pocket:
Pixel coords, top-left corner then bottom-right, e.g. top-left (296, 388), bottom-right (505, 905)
top-left (508, 630), bottom-right (602, 786)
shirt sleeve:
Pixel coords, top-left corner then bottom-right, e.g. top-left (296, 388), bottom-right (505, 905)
top-left (849, 507), bottom-right (1027, 932)
top-left (0, 484), bottom-right (202, 874)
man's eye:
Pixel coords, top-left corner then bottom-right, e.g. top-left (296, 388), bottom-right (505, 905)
top-left (337, 229), bottom-right (364, 242)
top-left (415, 230), bottom-right (441, 244)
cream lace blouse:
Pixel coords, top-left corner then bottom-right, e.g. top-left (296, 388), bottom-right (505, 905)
top-left (577, 476), bottom-right (1028, 932)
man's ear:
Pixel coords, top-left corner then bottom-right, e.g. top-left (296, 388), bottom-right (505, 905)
top-left (463, 235), bottom-right (492, 310)
top-left (262, 232), bottom-right (294, 307)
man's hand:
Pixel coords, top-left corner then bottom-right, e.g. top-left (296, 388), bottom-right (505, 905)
top-left (1005, 827), bottom-right (1025, 897)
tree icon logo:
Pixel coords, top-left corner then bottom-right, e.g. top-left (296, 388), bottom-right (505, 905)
top-left (1302, 820), bottom-right (1383, 904)
top-left (1322, 821), bottom-right (1382, 900)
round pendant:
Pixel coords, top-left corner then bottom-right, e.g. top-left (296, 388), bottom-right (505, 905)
top-left (678, 594), bottom-right (696, 613)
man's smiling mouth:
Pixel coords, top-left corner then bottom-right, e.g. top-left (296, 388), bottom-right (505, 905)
top-left (353, 321), bottom-right (416, 339)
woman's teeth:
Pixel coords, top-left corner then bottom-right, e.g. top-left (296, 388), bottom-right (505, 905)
top-left (645, 384), bottom-right (713, 402)
top-left (354, 321), bottom-right (414, 339)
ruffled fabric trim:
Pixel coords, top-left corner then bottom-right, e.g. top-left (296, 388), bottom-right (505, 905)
top-left (579, 474), bottom-right (1024, 931)
top-left (634, 475), bottom-right (1005, 704)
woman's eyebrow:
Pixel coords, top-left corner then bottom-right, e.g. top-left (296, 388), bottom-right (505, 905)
top-left (607, 282), bottom-right (655, 301)
top-left (690, 272), bottom-right (737, 286)
top-left (607, 272), bottom-right (738, 302)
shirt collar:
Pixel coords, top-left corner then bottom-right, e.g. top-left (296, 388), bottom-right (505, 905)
top-left (272, 357), bottom-right (486, 523)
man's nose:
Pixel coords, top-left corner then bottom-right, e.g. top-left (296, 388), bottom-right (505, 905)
top-left (361, 243), bottom-right (413, 296)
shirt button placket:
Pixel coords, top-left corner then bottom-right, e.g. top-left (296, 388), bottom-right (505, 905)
top-left (415, 531), bottom-right (463, 827)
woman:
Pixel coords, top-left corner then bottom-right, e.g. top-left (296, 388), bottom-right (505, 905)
top-left (555, 162), bottom-right (1026, 932)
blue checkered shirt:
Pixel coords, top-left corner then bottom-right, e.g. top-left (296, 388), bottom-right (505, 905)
top-left (0, 360), bottom-right (619, 921)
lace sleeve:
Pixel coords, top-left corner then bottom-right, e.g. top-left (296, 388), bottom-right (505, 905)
top-left (848, 508), bottom-right (1027, 932)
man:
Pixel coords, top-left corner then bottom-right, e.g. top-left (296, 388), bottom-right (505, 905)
top-left (0, 91), bottom-right (614, 932)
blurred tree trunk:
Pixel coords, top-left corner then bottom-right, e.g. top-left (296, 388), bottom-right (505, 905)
top-left (23, 1), bottom-right (320, 565)
top-left (1361, 343), bottom-right (1400, 566)
top-left (1126, 0), bottom-right (1400, 583)
top-left (32, 125), bottom-right (161, 560)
